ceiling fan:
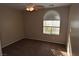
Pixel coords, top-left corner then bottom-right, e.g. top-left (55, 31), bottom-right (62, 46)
top-left (25, 3), bottom-right (45, 12)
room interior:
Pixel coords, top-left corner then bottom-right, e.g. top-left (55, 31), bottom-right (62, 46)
top-left (0, 3), bottom-right (79, 56)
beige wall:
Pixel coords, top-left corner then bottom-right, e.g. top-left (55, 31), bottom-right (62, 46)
top-left (24, 6), bottom-right (69, 44)
top-left (0, 7), bottom-right (25, 48)
top-left (69, 4), bottom-right (79, 55)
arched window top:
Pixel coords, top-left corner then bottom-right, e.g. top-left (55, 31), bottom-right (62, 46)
top-left (43, 10), bottom-right (60, 20)
top-left (43, 10), bottom-right (60, 35)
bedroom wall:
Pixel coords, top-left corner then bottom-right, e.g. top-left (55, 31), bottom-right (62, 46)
top-left (69, 4), bottom-right (79, 55)
top-left (24, 6), bottom-right (69, 44)
top-left (0, 7), bottom-right (25, 48)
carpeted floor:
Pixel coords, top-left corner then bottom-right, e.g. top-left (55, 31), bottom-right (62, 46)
top-left (2, 39), bottom-right (67, 56)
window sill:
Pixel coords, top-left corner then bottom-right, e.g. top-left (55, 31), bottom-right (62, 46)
top-left (43, 33), bottom-right (60, 36)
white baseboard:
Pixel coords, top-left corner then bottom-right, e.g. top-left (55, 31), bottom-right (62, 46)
top-left (2, 36), bottom-right (66, 48)
top-left (2, 36), bottom-right (25, 48)
top-left (25, 37), bottom-right (66, 45)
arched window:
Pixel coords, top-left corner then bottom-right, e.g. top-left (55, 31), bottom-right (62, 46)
top-left (43, 10), bottom-right (60, 35)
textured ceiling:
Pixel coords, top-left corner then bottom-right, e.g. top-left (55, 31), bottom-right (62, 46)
top-left (0, 3), bottom-right (71, 10)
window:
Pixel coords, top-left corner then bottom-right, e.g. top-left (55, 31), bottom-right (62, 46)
top-left (43, 10), bottom-right (60, 35)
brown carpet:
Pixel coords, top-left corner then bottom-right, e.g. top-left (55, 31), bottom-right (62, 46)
top-left (2, 39), bottom-right (67, 56)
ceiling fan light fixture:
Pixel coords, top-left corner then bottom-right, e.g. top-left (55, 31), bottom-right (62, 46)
top-left (29, 7), bottom-right (34, 11)
top-left (26, 8), bottom-right (30, 11)
top-left (25, 3), bottom-right (44, 12)
top-left (26, 7), bottom-right (34, 12)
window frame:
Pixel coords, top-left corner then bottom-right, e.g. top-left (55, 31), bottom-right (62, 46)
top-left (43, 10), bottom-right (61, 35)
top-left (43, 20), bottom-right (60, 35)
